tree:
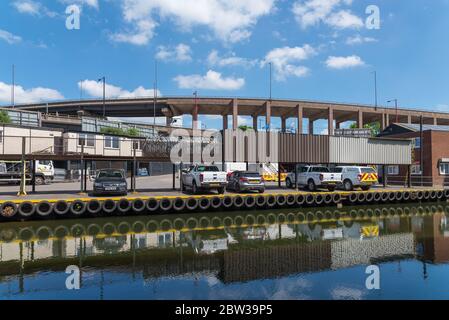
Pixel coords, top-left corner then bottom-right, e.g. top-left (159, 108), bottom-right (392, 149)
top-left (238, 125), bottom-right (253, 132)
top-left (0, 110), bottom-right (11, 124)
top-left (125, 128), bottom-right (139, 137)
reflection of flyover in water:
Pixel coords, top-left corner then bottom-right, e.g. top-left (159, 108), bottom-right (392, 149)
top-left (1, 204), bottom-right (441, 288)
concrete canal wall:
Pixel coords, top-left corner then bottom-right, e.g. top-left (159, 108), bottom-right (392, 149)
top-left (1, 188), bottom-right (448, 222)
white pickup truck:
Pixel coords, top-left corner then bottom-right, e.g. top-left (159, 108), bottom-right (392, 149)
top-left (181, 165), bottom-right (227, 194)
top-left (285, 165), bottom-right (342, 191)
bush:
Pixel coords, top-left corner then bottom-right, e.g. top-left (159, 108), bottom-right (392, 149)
top-left (100, 126), bottom-right (141, 137)
top-left (0, 110), bottom-right (11, 124)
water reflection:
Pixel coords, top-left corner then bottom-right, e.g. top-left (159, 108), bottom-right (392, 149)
top-left (1, 203), bottom-right (449, 299)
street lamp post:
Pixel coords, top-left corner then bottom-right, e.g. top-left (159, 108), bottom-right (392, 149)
top-left (387, 99), bottom-right (399, 123)
top-left (98, 77), bottom-right (106, 118)
top-left (371, 71), bottom-right (378, 111)
top-left (11, 64), bottom-right (15, 108)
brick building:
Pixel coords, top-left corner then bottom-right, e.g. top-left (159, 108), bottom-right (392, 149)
top-left (379, 123), bottom-right (449, 187)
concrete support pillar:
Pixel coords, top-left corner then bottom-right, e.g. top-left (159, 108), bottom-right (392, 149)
top-left (265, 101), bottom-right (271, 131)
top-left (232, 99), bottom-right (238, 130)
top-left (434, 118), bottom-right (438, 125)
top-left (297, 104), bottom-right (303, 135)
top-left (192, 102), bottom-right (199, 130)
top-left (328, 107), bottom-right (334, 135)
top-left (385, 114), bottom-right (390, 127)
top-left (166, 117), bottom-right (172, 127)
top-left (381, 113), bottom-right (386, 130)
top-left (309, 119), bottom-right (314, 135)
top-left (357, 110), bottom-right (363, 129)
top-left (252, 116), bottom-right (258, 131)
top-left (407, 115), bottom-right (412, 124)
top-left (281, 117), bottom-right (287, 133)
top-left (223, 115), bottom-right (228, 130)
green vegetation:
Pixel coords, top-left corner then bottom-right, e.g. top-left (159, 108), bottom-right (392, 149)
top-left (0, 110), bottom-right (11, 124)
top-left (349, 121), bottom-right (381, 136)
top-left (100, 126), bottom-right (141, 137)
top-left (238, 125), bottom-right (253, 132)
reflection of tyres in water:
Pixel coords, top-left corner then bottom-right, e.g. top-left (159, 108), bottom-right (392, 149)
top-left (305, 194), bottom-right (315, 205)
top-left (146, 198), bottom-right (160, 212)
top-left (396, 207), bottom-right (404, 216)
top-left (186, 217), bottom-right (199, 229)
top-left (333, 211), bottom-right (340, 219)
top-left (172, 198), bottom-right (186, 211)
top-left (173, 218), bottom-right (186, 230)
top-left (315, 194), bottom-right (324, 206)
top-left (297, 212), bottom-right (306, 222)
top-left (223, 216), bottom-right (233, 227)
top-left (256, 214), bottom-right (267, 225)
top-left (0, 229), bottom-right (17, 242)
top-left (211, 216), bottom-right (222, 228)
top-left (266, 195), bottom-right (276, 208)
top-left (245, 214), bottom-right (256, 225)
top-left (132, 221), bottom-right (146, 233)
top-left (19, 227), bottom-right (35, 241)
top-left (316, 211), bottom-right (325, 221)
top-left (132, 198), bottom-right (146, 213)
top-left (445, 206), bottom-right (449, 215)
top-left (373, 192), bottom-right (382, 202)
top-left (87, 199), bottom-right (102, 215)
top-left (403, 191), bottom-right (411, 202)
top-left (324, 210), bottom-right (332, 219)
top-left (70, 200), bottom-right (87, 216)
top-left (198, 197), bottom-right (211, 211)
top-left (277, 213), bottom-right (287, 224)
top-left (70, 224), bottom-right (86, 237)
top-left (234, 215), bottom-right (244, 226)
top-left (286, 194), bottom-right (296, 206)
top-left (54, 225), bottom-right (69, 238)
top-left (36, 226), bottom-right (53, 240)
top-left (255, 195), bottom-right (266, 208)
top-left (437, 205), bottom-right (444, 214)
top-left (54, 200), bottom-right (70, 216)
top-left (160, 219), bottom-right (173, 231)
top-left (357, 209), bottom-right (365, 217)
top-left (395, 191), bottom-right (403, 202)
top-left (145, 220), bottom-right (159, 233)
top-left (357, 193), bottom-right (366, 203)
top-left (323, 194), bottom-right (333, 205)
top-left (350, 209), bottom-right (357, 218)
top-left (388, 207), bottom-right (396, 216)
top-left (287, 212), bottom-right (296, 223)
top-left (232, 196), bottom-right (244, 209)
top-left (403, 207), bottom-right (411, 215)
top-left (210, 197), bottom-right (222, 210)
top-left (374, 208), bottom-right (381, 216)
top-left (160, 198), bottom-right (173, 212)
top-left (87, 224), bottom-right (101, 236)
top-left (343, 220), bottom-right (354, 228)
top-left (424, 206), bottom-right (432, 215)
top-left (199, 216), bottom-right (211, 228)
top-left (381, 207), bottom-right (389, 217)
top-left (18, 201), bottom-right (35, 218)
top-left (365, 193), bottom-right (374, 203)
top-left (117, 222), bottom-right (131, 234)
top-left (117, 199), bottom-right (132, 214)
top-left (267, 213), bottom-right (277, 224)
top-left (276, 194), bottom-right (287, 207)
top-left (102, 223), bottom-right (116, 235)
top-left (306, 211), bottom-right (315, 221)
top-left (222, 196), bottom-right (233, 209)
top-left (102, 199), bottom-right (117, 214)
top-left (186, 198), bottom-right (199, 211)
top-left (296, 194), bottom-right (306, 206)
top-left (244, 196), bottom-right (256, 209)
top-left (0, 202), bottom-right (18, 219)
top-left (418, 206), bottom-right (426, 215)
top-left (431, 205), bottom-right (438, 214)
top-left (36, 201), bottom-right (53, 217)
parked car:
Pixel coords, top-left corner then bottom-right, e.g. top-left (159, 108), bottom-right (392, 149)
top-left (227, 171), bottom-right (265, 193)
top-left (181, 165), bottom-right (227, 194)
top-left (333, 166), bottom-right (378, 191)
top-left (93, 169), bottom-right (128, 196)
top-left (0, 160), bottom-right (54, 185)
top-left (285, 165), bottom-right (342, 191)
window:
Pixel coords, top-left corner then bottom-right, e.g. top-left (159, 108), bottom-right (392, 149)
top-left (411, 164), bottom-right (422, 175)
top-left (78, 133), bottom-right (95, 147)
top-left (387, 166), bottom-right (399, 175)
top-left (132, 139), bottom-right (141, 150)
top-left (413, 137), bottom-right (421, 149)
top-left (105, 136), bottom-right (119, 149)
top-left (440, 163), bottom-right (449, 175)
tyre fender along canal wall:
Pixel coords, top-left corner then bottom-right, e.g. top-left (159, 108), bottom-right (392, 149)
top-left (1, 188), bottom-right (449, 222)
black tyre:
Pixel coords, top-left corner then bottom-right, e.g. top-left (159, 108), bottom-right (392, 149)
top-left (192, 182), bottom-right (198, 195)
top-left (343, 179), bottom-right (353, 191)
top-left (308, 179), bottom-right (316, 192)
top-left (35, 176), bottom-right (45, 185)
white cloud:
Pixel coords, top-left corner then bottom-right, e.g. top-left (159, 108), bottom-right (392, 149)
top-left (346, 34), bottom-right (377, 45)
top-left (13, 0), bottom-right (57, 17)
top-left (0, 29), bottom-right (22, 44)
top-left (0, 82), bottom-right (64, 104)
top-left (173, 70), bottom-right (245, 90)
top-left (207, 50), bottom-right (258, 68)
top-left (156, 43), bottom-right (192, 62)
top-left (292, 0), bottom-right (362, 30)
top-left (261, 45), bottom-right (316, 81)
top-left (112, 0), bottom-right (276, 45)
top-left (325, 55), bottom-right (365, 69)
top-left (59, 0), bottom-right (99, 9)
top-left (78, 80), bottom-right (161, 98)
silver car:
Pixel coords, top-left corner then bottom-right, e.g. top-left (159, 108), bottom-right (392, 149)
top-left (227, 171), bottom-right (265, 193)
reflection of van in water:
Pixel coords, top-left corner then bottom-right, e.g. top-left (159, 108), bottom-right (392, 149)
top-left (0, 160), bottom-right (54, 185)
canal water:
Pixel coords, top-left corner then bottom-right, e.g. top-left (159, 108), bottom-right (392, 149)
top-left (1, 203), bottom-right (449, 300)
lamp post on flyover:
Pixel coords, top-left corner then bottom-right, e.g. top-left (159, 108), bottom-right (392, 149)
top-left (11, 64), bottom-right (15, 108)
top-left (98, 77), bottom-right (106, 118)
top-left (371, 71), bottom-right (378, 111)
top-left (269, 62), bottom-right (272, 101)
top-left (387, 99), bottom-right (399, 123)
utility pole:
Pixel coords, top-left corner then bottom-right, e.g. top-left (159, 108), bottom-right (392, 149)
top-left (387, 99), bottom-right (399, 123)
top-left (269, 62), bottom-right (272, 101)
top-left (11, 64), bottom-right (15, 108)
top-left (97, 77), bottom-right (106, 118)
top-left (372, 71), bottom-right (378, 111)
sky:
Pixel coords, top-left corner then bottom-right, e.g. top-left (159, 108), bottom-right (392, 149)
top-left (1, 0), bottom-right (449, 131)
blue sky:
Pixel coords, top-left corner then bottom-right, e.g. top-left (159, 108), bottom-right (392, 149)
top-left (1, 0), bottom-right (449, 130)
